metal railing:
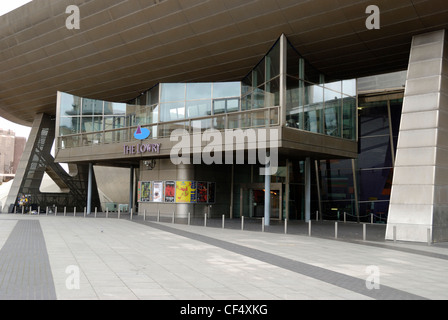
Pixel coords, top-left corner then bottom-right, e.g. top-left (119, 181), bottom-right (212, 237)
top-left (58, 106), bottom-right (280, 149)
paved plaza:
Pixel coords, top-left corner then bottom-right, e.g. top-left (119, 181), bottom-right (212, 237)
top-left (0, 213), bottom-right (448, 301)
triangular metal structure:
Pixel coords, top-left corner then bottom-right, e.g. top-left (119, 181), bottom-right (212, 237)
top-left (3, 113), bottom-right (100, 213)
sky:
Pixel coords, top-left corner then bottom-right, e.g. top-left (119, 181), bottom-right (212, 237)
top-left (0, 1), bottom-right (33, 138)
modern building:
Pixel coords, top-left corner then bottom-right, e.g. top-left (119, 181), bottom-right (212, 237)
top-left (0, 129), bottom-right (26, 182)
top-left (1, 0), bottom-right (448, 243)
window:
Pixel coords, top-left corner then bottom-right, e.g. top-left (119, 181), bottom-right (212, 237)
top-left (213, 98), bottom-right (240, 114)
top-left (161, 83), bottom-right (185, 102)
top-left (160, 102), bottom-right (185, 122)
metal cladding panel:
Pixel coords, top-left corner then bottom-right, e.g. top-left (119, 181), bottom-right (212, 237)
top-left (388, 30), bottom-right (448, 243)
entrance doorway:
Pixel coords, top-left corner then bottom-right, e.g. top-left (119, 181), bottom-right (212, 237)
top-left (250, 184), bottom-right (282, 219)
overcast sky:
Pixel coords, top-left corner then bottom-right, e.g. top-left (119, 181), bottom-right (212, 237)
top-left (0, 1), bottom-right (33, 138)
top-left (0, 0), bottom-right (32, 16)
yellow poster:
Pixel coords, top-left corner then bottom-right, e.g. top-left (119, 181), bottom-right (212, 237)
top-left (176, 181), bottom-right (196, 203)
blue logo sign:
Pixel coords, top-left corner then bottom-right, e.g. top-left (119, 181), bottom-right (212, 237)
top-left (134, 125), bottom-right (151, 140)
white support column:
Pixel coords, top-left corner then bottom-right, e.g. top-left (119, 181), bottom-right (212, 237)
top-left (264, 152), bottom-right (271, 227)
top-left (305, 157), bottom-right (311, 222)
top-left (129, 165), bottom-right (134, 214)
top-left (279, 33), bottom-right (287, 126)
top-left (87, 163), bottom-right (93, 215)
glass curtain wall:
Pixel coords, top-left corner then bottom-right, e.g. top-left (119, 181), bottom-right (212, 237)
top-left (285, 41), bottom-right (357, 140)
top-left (58, 35), bottom-right (357, 150)
top-left (318, 97), bottom-right (403, 223)
top-left (241, 39), bottom-right (281, 122)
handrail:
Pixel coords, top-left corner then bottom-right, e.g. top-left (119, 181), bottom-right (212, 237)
top-left (57, 106), bottom-right (280, 149)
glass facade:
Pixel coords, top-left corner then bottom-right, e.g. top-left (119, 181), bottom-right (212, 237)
top-left (285, 41), bottom-right (357, 140)
top-left (55, 35), bottom-right (368, 223)
top-left (318, 96), bottom-right (403, 223)
top-left (57, 36), bottom-right (357, 150)
top-left (57, 81), bottom-right (248, 148)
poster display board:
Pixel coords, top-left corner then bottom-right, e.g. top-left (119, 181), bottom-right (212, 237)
top-left (164, 181), bottom-right (175, 203)
top-left (197, 182), bottom-right (208, 203)
top-left (138, 180), bottom-right (214, 204)
top-left (152, 181), bottom-right (163, 202)
top-left (175, 181), bottom-right (197, 203)
top-left (138, 181), bottom-right (151, 202)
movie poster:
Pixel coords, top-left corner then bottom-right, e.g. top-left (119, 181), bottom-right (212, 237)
top-left (176, 181), bottom-right (196, 203)
top-left (208, 182), bottom-right (216, 203)
top-left (197, 182), bottom-right (208, 203)
top-left (153, 181), bottom-right (163, 202)
top-left (138, 181), bottom-right (151, 202)
top-left (164, 181), bottom-right (175, 203)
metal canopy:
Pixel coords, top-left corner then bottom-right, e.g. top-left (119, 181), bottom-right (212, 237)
top-left (1, 0), bottom-right (447, 126)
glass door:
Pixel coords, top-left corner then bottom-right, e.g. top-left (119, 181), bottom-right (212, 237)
top-left (251, 188), bottom-right (281, 219)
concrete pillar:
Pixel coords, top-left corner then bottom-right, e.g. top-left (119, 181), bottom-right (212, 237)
top-left (129, 165), bottom-right (134, 213)
top-left (387, 29), bottom-right (448, 242)
top-left (87, 163), bottom-right (93, 214)
top-left (305, 157), bottom-right (311, 222)
top-left (176, 164), bottom-right (194, 219)
top-left (264, 152), bottom-right (271, 226)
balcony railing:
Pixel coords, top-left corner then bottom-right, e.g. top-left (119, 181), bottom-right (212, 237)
top-left (58, 106), bottom-right (280, 149)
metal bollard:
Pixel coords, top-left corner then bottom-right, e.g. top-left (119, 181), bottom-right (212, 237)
top-left (64, 207), bottom-right (66, 216)
top-left (222, 215), bottom-right (225, 229)
top-left (308, 220), bottom-right (312, 237)
top-left (22, 206), bottom-right (24, 215)
top-left (55, 207), bottom-right (58, 216)
top-left (371, 213), bottom-right (374, 224)
top-left (74, 207), bottom-right (76, 217)
top-left (106, 207), bottom-right (109, 219)
top-left (335, 221), bottom-right (338, 239)
top-left (204, 213), bottom-right (207, 227)
top-left (316, 211), bottom-right (319, 222)
top-left (46, 207), bottom-right (48, 216)
top-left (262, 217), bottom-right (265, 232)
top-left (363, 223), bottom-right (367, 241)
top-left (38, 206), bottom-right (41, 216)
top-left (172, 211), bottom-right (175, 224)
top-left (84, 207), bottom-right (86, 218)
top-left (188, 212), bottom-right (191, 226)
top-left (95, 207), bottom-right (97, 218)
top-left (130, 208), bottom-right (133, 221)
top-left (284, 219), bottom-right (288, 234)
top-left (157, 210), bottom-right (160, 222)
top-left (118, 207), bottom-right (121, 219)
top-left (344, 212), bottom-right (346, 223)
top-left (241, 216), bottom-right (244, 230)
top-left (427, 228), bottom-right (431, 246)
top-left (144, 209), bottom-right (146, 221)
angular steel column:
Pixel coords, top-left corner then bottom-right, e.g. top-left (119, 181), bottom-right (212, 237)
top-left (387, 30), bottom-right (448, 242)
top-left (3, 113), bottom-right (100, 213)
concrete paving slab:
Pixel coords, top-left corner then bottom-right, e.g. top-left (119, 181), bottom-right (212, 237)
top-left (1, 214), bottom-right (448, 301)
